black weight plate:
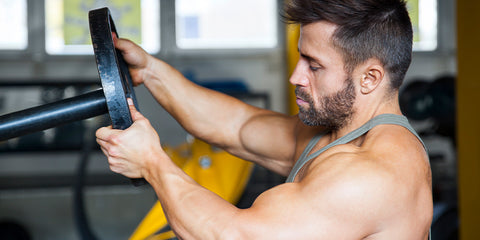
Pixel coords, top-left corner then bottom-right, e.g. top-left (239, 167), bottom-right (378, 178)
top-left (89, 7), bottom-right (147, 186)
top-left (88, 7), bottom-right (139, 130)
top-left (399, 80), bottom-right (432, 121)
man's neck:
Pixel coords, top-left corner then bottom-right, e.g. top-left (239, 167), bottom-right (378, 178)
top-left (329, 97), bottom-right (402, 141)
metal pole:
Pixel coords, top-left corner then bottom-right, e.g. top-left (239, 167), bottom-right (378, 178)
top-left (0, 89), bottom-right (107, 142)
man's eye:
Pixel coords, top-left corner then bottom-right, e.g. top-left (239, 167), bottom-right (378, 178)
top-left (309, 66), bottom-right (320, 71)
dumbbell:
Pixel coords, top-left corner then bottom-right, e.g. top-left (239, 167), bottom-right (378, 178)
top-left (0, 8), bottom-right (147, 186)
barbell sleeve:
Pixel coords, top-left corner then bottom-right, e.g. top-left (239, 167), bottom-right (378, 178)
top-left (0, 89), bottom-right (107, 142)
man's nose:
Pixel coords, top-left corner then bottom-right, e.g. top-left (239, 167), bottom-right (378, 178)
top-left (289, 59), bottom-right (309, 87)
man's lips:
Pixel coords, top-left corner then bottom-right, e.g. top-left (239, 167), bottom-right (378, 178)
top-left (294, 87), bottom-right (309, 106)
top-left (296, 97), bottom-right (307, 105)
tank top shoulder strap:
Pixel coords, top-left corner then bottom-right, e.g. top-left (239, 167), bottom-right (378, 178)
top-left (286, 114), bottom-right (426, 183)
top-left (296, 132), bottom-right (326, 164)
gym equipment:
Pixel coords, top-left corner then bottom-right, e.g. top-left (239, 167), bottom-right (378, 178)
top-left (428, 76), bottom-right (455, 139)
top-left (399, 76), bottom-right (456, 139)
top-left (399, 79), bottom-right (432, 121)
top-left (431, 203), bottom-right (458, 240)
top-left (0, 7), bottom-right (146, 186)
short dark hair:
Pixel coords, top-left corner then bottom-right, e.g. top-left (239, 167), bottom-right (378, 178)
top-left (282, 0), bottom-right (413, 90)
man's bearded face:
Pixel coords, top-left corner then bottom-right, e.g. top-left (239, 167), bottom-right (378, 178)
top-left (295, 78), bottom-right (356, 130)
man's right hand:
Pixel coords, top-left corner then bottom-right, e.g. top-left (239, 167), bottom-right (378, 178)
top-left (113, 33), bottom-right (152, 86)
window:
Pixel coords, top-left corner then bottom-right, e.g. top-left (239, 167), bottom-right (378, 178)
top-left (0, 0), bottom-right (28, 50)
top-left (45, 0), bottom-right (160, 55)
top-left (175, 0), bottom-right (278, 49)
top-left (407, 0), bottom-right (438, 51)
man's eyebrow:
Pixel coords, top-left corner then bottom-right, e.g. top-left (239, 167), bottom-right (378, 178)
top-left (298, 48), bottom-right (320, 63)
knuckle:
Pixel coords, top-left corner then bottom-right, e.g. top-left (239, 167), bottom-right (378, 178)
top-left (108, 159), bottom-right (121, 172)
top-left (109, 134), bottom-right (122, 145)
top-left (108, 147), bottom-right (119, 158)
top-left (139, 118), bottom-right (151, 127)
top-left (109, 164), bottom-right (119, 173)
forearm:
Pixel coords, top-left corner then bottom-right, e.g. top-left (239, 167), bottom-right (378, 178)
top-left (145, 153), bottom-right (241, 239)
top-left (143, 57), bottom-right (264, 146)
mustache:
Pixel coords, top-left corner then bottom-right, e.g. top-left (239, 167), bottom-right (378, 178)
top-left (295, 87), bottom-right (311, 103)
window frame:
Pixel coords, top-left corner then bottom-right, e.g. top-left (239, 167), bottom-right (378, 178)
top-left (0, 0), bottom-right (34, 60)
top-left (43, 0), bottom-right (161, 56)
top-left (174, 0), bottom-right (279, 50)
top-left (167, 0), bottom-right (284, 58)
top-left (408, 0), bottom-right (439, 52)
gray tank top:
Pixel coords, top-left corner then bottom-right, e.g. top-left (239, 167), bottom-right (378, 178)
top-left (285, 114), bottom-right (430, 239)
top-left (286, 114), bottom-right (426, 183)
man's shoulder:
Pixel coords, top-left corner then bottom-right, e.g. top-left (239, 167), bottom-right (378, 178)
top-left (296, 120), bottom-right (429, 187)
top-left (301, 122), bottom-right (430, 210)
top-left (303, 143), bottom-right (396, 189)
top-left (362, 123), bottom-right (428, 162)
top-left (303, 122), bottom-right (428, 193)
top-left (300, 141), bottom-right (392, 200)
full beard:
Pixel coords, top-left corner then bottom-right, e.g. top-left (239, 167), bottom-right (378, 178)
top-left (296, 78), bottom-right (356, 130)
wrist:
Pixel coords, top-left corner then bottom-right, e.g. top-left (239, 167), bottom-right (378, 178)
top-left (141, 54), bottom-right (158, 86)
top-left (142, 149), bottom-right (177, 184)
top-left (144, 57), bottom-right (180, 88)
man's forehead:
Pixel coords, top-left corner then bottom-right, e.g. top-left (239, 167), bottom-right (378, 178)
top-left (298, 22), bottom-right (341, 62)
top-left (300, 21), bottom-right (338, 38)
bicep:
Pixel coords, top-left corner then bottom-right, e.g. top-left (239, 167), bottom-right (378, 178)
top-left (232, 112), bottom-right (300, 175)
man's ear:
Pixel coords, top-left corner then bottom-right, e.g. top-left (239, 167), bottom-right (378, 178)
top-left (359, 59), bottom-right (384, 94)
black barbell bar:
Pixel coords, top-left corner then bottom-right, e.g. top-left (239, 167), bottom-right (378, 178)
top-left (0, 89), bottom-right (107, 142)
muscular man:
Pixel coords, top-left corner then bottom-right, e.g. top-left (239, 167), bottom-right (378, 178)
top-left (96, 0), bottom-right (433, 239)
